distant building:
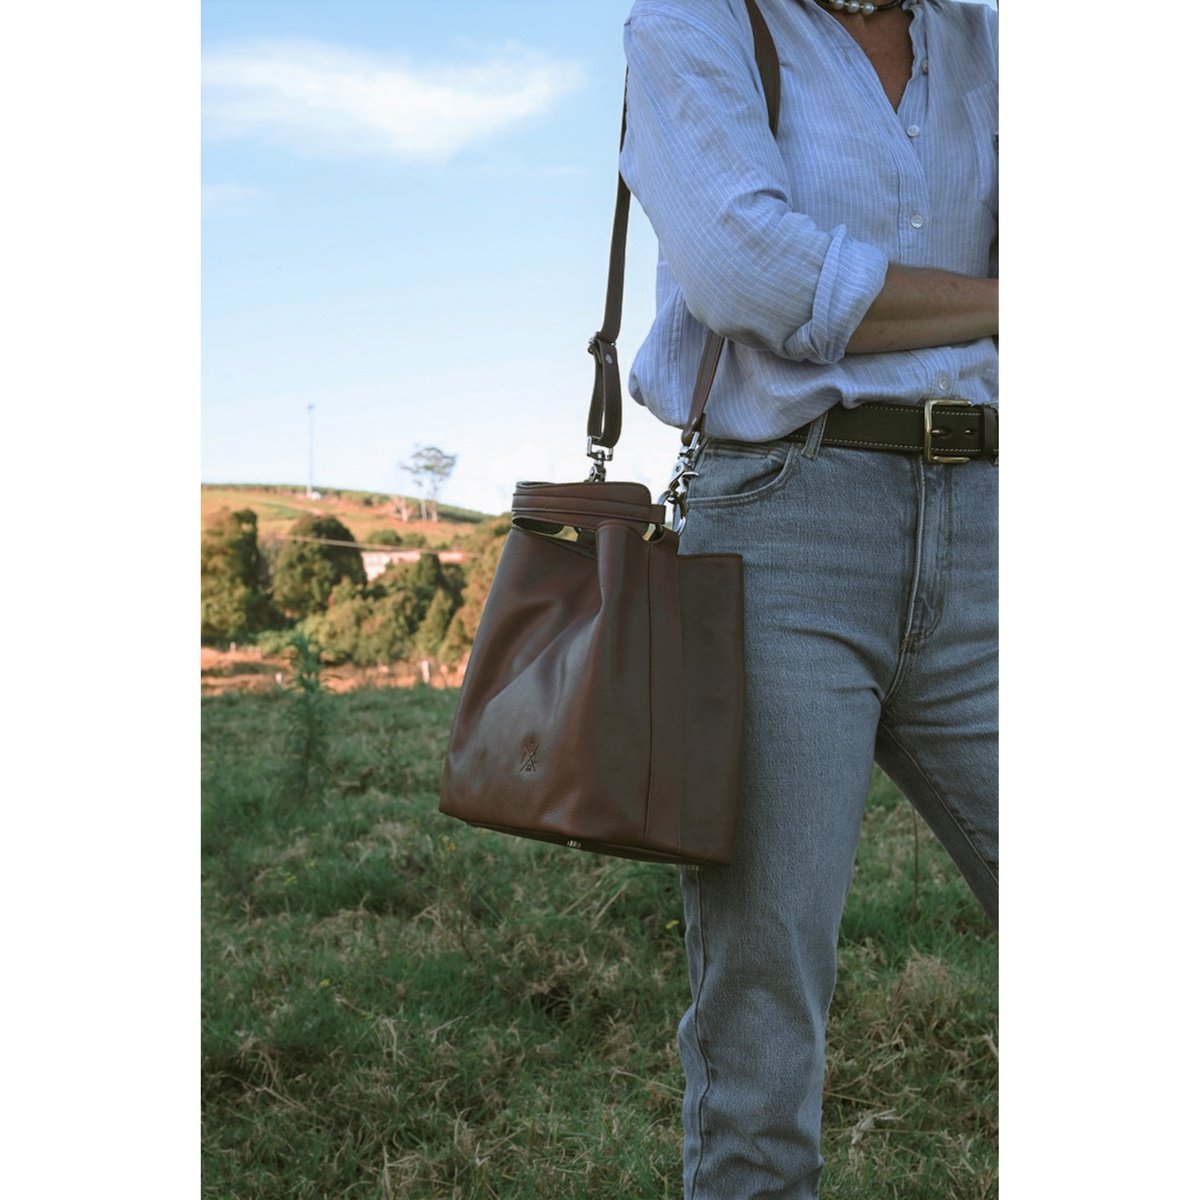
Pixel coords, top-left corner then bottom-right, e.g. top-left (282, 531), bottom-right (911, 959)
top-left (360, 548), bottom-right (467, 582)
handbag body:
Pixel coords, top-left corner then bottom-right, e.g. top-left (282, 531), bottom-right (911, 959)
top-left (442, 484), bottom-right (744, 863)
top-left (438, 0), bottom-right (780, 865)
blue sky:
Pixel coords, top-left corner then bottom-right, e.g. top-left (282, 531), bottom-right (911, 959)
top-left (203, 0), bottom-right (664, 514)
top-left (203, 0), bottom-right (996, 514)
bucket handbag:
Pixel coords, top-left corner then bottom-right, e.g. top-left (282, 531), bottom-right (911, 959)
top-left (438, 0), bottom-right (781, 865)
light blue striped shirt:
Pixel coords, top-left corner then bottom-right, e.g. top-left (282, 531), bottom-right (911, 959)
top-left (621, 0), bottom-right (998, 441)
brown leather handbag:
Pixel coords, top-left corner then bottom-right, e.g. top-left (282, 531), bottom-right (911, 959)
top-left (438, 0), bottom-right (780, 865)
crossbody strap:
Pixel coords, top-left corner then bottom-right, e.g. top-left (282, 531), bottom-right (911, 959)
top-left (586, 0), bottom-right (781, 459)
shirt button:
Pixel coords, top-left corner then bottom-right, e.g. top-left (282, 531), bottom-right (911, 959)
top-left (921, 58), bottom-right (929, 74)
top-left (906, 125), bottom-right (920, 138)
top-left (910, 213), bottom-right (925, 229)
top-left (937, 374), bottom-right (951, 391)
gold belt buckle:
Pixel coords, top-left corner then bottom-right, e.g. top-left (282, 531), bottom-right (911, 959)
top-left (923, 398), bottom-right (972, 464)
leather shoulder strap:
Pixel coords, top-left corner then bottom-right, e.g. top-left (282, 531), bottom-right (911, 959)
top-left (746, 0), bottom-right (781, 139)
top-left (587, 0), bottom-right (781, 452)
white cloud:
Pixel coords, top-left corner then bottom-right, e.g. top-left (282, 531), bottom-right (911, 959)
top-left (202, 40), bottom-right (585, 161)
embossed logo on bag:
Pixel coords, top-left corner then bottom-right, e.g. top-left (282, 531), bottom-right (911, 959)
top-left (519, 738), bottom-right (539, 775)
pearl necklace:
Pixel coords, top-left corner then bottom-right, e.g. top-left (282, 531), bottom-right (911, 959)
top-left (817, 0), bottom-right (905, 14)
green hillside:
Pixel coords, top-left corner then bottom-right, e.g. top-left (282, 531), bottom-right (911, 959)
top-left (201, 483), bottom-right (493, 547)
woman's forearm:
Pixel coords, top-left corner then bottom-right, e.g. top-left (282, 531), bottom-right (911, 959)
top-left (845, 265), bottom-right (998, 355)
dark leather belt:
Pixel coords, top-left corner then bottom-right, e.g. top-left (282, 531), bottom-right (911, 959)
top-left (783, 400), bottom-right (999, 464)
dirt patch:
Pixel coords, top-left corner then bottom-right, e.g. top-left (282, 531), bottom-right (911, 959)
top-left (200, 646), bottom-right (465, 697)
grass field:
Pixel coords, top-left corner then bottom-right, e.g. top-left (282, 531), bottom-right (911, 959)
top-left (202, 685), bottom-right (997, 1199)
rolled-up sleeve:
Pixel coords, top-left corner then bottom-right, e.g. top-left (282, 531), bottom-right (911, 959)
top-left (621, 7), bottom-right (887, 365)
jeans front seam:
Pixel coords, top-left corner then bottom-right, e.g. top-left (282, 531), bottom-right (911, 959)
top-left (879, 637), bottom-right (915, 710)
top-left (875, 722), bottom-right (999, 890)
top-left (901, 460), bottom-right (949, 648)
top-left (900, 457), bottom-right (925, 645)
top-left (929, 464), bottom-right (954, 638)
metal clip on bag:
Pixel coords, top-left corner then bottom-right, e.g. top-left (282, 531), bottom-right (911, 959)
top-left (439, 0), bottom-right (781, 865)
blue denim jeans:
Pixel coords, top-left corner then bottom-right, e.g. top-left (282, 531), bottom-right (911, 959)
top-left (676, 417), bottom-right (998, 1199)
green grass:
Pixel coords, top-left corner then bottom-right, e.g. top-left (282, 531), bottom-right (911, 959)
top-left (202, 688), bottom-right (997, 1199)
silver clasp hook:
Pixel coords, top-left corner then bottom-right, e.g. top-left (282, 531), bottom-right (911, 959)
top-left (658, 431), bottom-right (702, 533)
top-left (586, 437), bottom-right (613, 482)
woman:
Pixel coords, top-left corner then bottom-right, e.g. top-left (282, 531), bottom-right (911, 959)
top-left (619, 0), bottom-right (998, 1195)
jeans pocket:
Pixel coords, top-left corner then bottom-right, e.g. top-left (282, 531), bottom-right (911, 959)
top-left (687, 441), bottom-right (796, 510)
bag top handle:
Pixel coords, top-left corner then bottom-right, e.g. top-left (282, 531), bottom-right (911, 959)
top-left (586, 0), bottom-right (781, 463)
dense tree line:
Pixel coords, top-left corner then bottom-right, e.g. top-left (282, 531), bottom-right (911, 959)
top-left (200, 507), bottom-right (507, 665)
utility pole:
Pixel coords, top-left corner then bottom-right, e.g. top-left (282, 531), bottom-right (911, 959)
top-left (306, 404), bottom-right (315, 499)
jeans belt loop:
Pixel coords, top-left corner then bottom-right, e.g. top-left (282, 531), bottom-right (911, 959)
top-left (799, 411), bottom-right (828, 460)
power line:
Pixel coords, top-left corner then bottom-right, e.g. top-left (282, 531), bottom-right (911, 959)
top-left (268, 532), bottom-right (471, 557)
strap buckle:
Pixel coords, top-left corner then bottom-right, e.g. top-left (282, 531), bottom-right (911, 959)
top-left (923, 399), bottom-right (972, 464)
top-left (587, 333), bottom-right (615, 367)
top-left (586, 437), bottom-right (613, 482)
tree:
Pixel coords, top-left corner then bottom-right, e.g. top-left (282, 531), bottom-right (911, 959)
top-left (299, 577), bottom-right (368, 663)
top-left (414, 587), bottom-right (456, 658)
top-left (301, 551), bottom-right (465, 666)
top-left (355, 590), bottom-right (423, 664)
top-left (271, 514), bottom-right (366, 620)
top-left (200, 507), bottom-right (277, 642)
top-left (370, 527), bottom-right (428, 549)
top-left (374, 551), bottom-right (441, 604)
top-left (398, 445), bottom-right (457, 522)
top-left (368, 528), bottom-right (405, 547)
